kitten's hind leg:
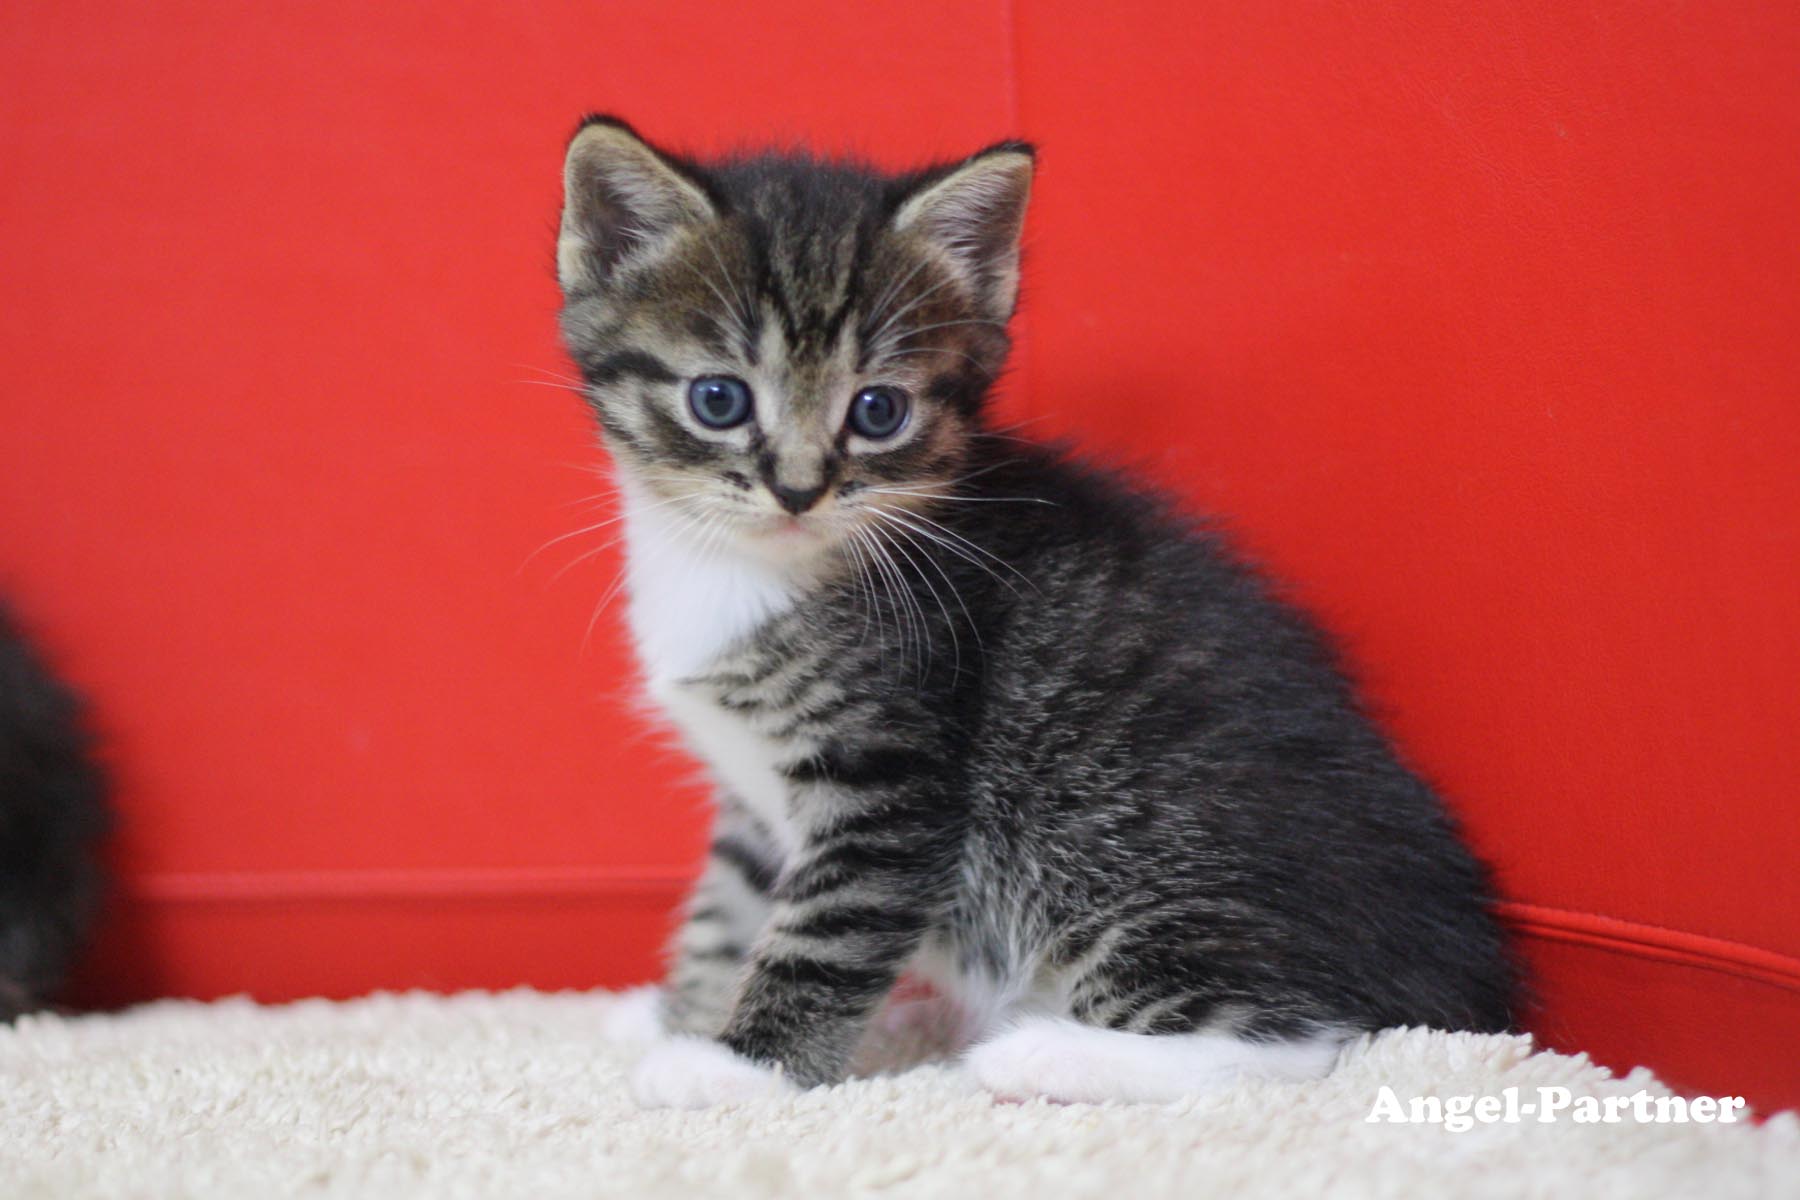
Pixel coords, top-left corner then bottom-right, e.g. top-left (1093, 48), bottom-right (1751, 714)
top-left (965, 1016), bottom-right (1348, 1104)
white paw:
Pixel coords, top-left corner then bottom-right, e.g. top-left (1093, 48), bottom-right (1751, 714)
top-left (599, 985), bottom-right (666, 1043)
top-left (967, 1021), bottom-right (1101, 1103)
top-left (629, 1036), bottom-right (796, 1110)
top-left (967, 1017), bottom-right (1345, 1104)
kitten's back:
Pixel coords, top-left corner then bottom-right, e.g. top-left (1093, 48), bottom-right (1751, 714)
top-left (949, 444), bottom-right (1517, 1035)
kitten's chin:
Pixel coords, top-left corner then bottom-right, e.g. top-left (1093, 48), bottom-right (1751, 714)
top-left (735, 514), bottom-right (839, 567)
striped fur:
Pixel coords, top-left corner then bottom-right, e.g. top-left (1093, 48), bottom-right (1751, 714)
top-left (554, 117), bottom-right (1515, 1098)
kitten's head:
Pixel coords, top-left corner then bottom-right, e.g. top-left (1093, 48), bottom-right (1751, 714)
top-left (556, 116), bottom-right (1032, 567)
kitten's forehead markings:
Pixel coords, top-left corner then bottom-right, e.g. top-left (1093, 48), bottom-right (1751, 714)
top-left (750, 315), bottom-right (790, 429)
top-left (744, 305), bottom-right (861, 430)
top-left (758, 213), bottom-right (862, 358)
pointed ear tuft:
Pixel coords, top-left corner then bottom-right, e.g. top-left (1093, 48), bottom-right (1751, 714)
top-left (892, 142), bottom-right (1035, 320)
top-left (558, 118), bottom-right (715, 296)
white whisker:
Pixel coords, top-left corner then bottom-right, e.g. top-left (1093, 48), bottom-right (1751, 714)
top-left (865, 502), bottom-right (1034, 597)
top-left (869, 510), bottom-right (962, 677)
top-left (887, 317), bottom-right (1008, 342)
top-left (854, 524), bottom-right (923, 680)
top-left (868, 344), bottom-right (988, 371)
top-left (863, 487), bottom-right (1056, 507)
top-left (868, 507), bottom-right (984, 671)
top-left (866, 271), bottom-right (961, 352)
top-left (861, 255), bottom-right (935, 343)
top-left (582, 497), bottom-right (720, 657)
top-left (693, 240), bottom-right (752, 346)
top-left (519, 490), bottom-right (703, 575)
top-left (515, 363), bottom-right (587, 387)
top-left (514, 379), bottom-right (592, 398)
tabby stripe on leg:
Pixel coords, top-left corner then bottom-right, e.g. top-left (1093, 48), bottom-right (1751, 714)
top-left (779, 903), bottom-right (929, 941)
top-left (711, 837), bottom-right (779, 894)
top-left (750, 953), bottom-right (898, 1000)
top-left (779, 841), bottom-right (920, 903)
top-left (783, 745), bottom-right (939, 789)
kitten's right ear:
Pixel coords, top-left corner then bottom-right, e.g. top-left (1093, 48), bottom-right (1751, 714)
top-left (558, 115), bottom-right (716, 296)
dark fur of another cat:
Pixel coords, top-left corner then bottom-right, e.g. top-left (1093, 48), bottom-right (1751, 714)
top-left (0, 603), bottom-right (109, 1019)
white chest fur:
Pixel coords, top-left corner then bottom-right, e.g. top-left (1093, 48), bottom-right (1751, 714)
top-left (620, 485), bottom-right (804, 854)
top-left (649, 680), bottom-right (801, 857)
top-left (620, 487), bottom-right (796, 684)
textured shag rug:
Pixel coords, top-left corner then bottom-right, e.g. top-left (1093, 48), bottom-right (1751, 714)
top-left (3, 989), bottom-right (1795, 1199)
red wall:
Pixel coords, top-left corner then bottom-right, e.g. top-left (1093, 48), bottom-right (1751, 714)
top-left (3, 3), bottom-right (1796, 1110)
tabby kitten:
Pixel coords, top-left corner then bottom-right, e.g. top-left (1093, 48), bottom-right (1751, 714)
top-left (554, 116), bottom-right (1514, 1108)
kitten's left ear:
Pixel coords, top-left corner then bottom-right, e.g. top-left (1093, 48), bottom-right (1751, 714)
top-left (892, 142), bottom-right (1035, 320)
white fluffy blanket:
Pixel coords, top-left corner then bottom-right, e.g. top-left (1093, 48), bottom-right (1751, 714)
top-left (3, 989), bottom-right (1794, 1198)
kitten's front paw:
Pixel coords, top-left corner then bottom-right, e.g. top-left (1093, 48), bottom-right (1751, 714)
top-left (599, 985), bottom-right (666, 1043)
top-left (967, 1022), bottom-right (1082, 1102)
top-left (629, 1036), bottom-right (796, 1110)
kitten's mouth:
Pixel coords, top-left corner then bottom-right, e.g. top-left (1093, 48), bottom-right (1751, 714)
top-left (772, 516), bottom-right (809, 535)
top-left (749, 513), bottom-right (827, 546)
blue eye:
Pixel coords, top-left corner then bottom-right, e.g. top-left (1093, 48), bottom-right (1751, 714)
top-left (848, 386), bottom-right (909, 439)
top-left (688, 376), bottom-right (753, 429)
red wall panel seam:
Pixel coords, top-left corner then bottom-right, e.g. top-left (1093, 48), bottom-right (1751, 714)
top-left (125, 866), bottom-right (690, 902)
top-left (1496, 901), bottom-right (1800, 994)
top-left (116, 870), bottom-right (1800, 994)
top-left (1509, 924), bottom-right (1800, 997)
